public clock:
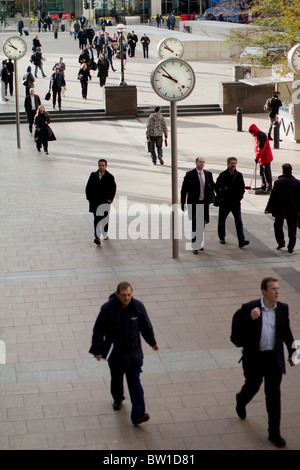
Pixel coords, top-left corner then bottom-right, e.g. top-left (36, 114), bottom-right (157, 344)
top-left (157, 37), bottom-right (184, 59)
top-left (151, 58), bottom-right (195, 102)
top-left (287, 44), bottom-right (300, 74)
top-left (3, 36), bottom-right (27, 60)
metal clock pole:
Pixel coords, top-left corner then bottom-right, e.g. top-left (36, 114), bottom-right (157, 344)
top-left (14, 59), bottom-right (21, 148)
top-left (170, 101), bottom-right (178, 259)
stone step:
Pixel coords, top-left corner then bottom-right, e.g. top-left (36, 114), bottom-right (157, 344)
top-left (0, 104), bottom-right (222, 124)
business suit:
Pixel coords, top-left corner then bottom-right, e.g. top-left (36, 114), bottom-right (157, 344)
top-left (24, 93), bottom-right (41, 133)
top-left (85, 169), bottom-right (117, 240)
top-left (265, 172), bottom-right (300, 253)
top-left (181, 167), bottom-right (215, 250)
top-left (234, 298), bottom-right (295, 439)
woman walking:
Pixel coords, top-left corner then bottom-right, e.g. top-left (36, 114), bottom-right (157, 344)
top-left (23, 66), bottom-right (35, 96)
top-left (78, 63), bottom-right (92, 99)
top-left (34, 105), bottom-right (56, 155)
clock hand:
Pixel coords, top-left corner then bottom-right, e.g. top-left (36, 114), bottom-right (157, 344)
top-left (163, 44), bottom-right (177, 55)
top-left (7, 41), bottom-right (18, 50)
top-left (162, 73), bottom-right (178, 83)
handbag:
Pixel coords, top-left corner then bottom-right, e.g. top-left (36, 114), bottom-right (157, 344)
top-left (22, 79), bottom-right (28, 87)
top-left (46, 125), bottom-right (56, 141)
top-left (45, 91), bottom-right (51, 101)
top-left (115, 51), bottom-right (121, 60)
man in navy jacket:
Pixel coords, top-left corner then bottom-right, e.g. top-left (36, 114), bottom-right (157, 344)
top-left (89, 281), bottom-right (159, 425)
top-left (85, 159), bottom-right (116, 246)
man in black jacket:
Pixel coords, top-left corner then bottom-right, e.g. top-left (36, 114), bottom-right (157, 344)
top-left (85, 159), bottom-right (116, 245)
top-left (232, 277), bottom-right (295, 447)
top-left (24, 88), bottom-right (41, 133)
top-left (267, 91), bottom-right (282, 141)
top-left (265, 163), bottom-right (300, 253)
top-left (141, 34), bottom-right (150, 58)
top-left (51, 67), bottom-right (65, 110)
top-left (181, 157), bottom-right (215, 253)
top-left (89, 281), bottom-right (158, 425)
top-left (215, 157), bottom-right (249, 248)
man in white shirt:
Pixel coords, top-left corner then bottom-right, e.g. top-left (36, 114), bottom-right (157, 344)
top-left (181, 157), bottom-right (215, 253)
top-left (233, 277), bottom-right (296, 447)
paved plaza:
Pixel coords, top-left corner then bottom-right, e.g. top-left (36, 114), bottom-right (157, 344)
top-left (1, 24), bottom-right (300, 452)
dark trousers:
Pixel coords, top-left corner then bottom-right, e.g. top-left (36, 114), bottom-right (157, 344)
top-left (218, 203), bottom-right (246, 245)
top-left (238, 351), bottom-right (282, 435)
top-left (52, 87), bottom-right (61, 109)
top-left (99, 76), bottom-right (107, 87)
top-left (36, 136), bottom-right (48, 152)
top-left (27, 110), bottom-right (36, 132)
top-left (81, 80), bottom-right (88, 99)
top-left (274, 216), bottom-right (297, 251)
top-left (143, 45), bottom-right (149, 58)
top-left (93, 207), bottom-right (110, 239)
top-left (191, 202), bottom-right (205, 250)
top-left (149, 136), bottom-right (163, 163)
top-left (109, 361), bottom-right (145, 422)
top-left (260, 162), bottom-right (272, 190)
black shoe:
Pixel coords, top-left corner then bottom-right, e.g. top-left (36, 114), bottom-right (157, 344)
top-left (112, 401), bottom-right (122, 411)
top-left (219, 239), bottom-right (226, 244)
top-left (268, 136), bottom-right (273, 141)
top-left (193, 250), bottom-right (198, 254)
top-left (94, 238), bottom-right (101, 246)
top-left (199, 247), bottom-right (204, 251)
top-left (239, 240), bottom-right (249, 248)
top-left (132, 413), bottom-right (150, 425)
top-left (158, 157), bottom-right (164, 165)
top-left (268, 434), bottom-right (286, 448)
top-left (236, 393), bottom-right (246, 420)
top-left (288, 247), bottom-right (294, 253)
top-left (276, 244), bottom-right (285, 250)
top-left (152, 161), bottom-right (157, 165)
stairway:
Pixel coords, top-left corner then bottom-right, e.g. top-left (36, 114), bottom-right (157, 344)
top-left (0, 104), bottom-right (223, 125)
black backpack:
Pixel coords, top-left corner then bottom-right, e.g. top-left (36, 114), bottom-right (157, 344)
top-left (230, 309), bottom-right (246, 347)
top-left (30, 53), bottom-right (37, 64)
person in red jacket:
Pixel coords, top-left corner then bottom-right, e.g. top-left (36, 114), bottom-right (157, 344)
top-left (249, 123), bottom-right (273, 194)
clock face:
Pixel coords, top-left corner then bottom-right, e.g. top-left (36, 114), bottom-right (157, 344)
top-left (3, 36), bottom-right (27, 60)
top-left (157, 38), bottom-right (184, 59)
top-left (151, 58), bottom-right (195, 102)
top-left (288, 44), bottom-right (300, 74)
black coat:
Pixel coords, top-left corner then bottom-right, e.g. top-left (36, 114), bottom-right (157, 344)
top-left (85, 170), bottom-right (116, 213)
top-left (89, 293), bottom-right (157, 367)
top-left (34, 113), bottom-right (50, 142)
top-left (24, 94), bottom-right (41, 113)
top-left (265, 174), bottom-right (300, 219)
top-left (232, 299), bottom-right (295, 374)
top-left (97, 58), bottom-right (109, 78)
top-left (215, 169), bottom-right (245, 207)
top-left (180, 168), bottom-right (215, 223)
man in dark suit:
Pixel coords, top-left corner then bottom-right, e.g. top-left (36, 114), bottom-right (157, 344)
top-left (233, 277), bottom-right (296, 447)
top-left (85, 159), bottom-right (117, 246)
top-left (215, 157), bottom-right (249, 248)
top-left (265, 163), bottom-right (300, 253)
top-left (24, 88), bottom-right (41, 133)
top-left (181, 157), bottom-right (215, 254)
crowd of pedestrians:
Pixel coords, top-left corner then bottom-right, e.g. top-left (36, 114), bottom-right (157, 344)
top-left (1, 17), bottom-right (300, 448)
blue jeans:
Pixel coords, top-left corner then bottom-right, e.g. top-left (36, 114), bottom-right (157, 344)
top-left (35, 63), bottom-right (46, 78)
top-left (109, 361), bottom-right (145, 422)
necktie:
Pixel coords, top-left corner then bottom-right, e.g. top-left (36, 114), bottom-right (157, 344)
top-left (199, 172), bottom-right (204, 200)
